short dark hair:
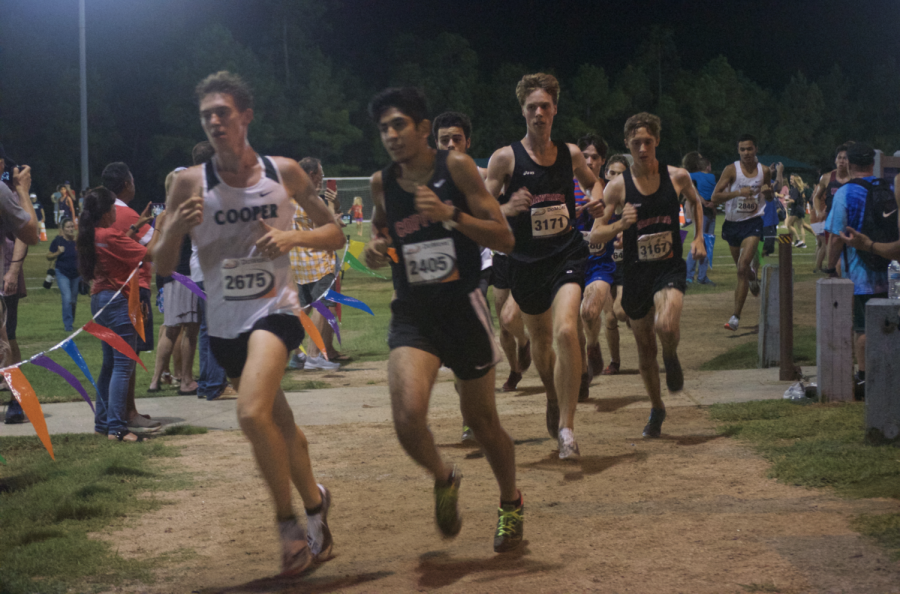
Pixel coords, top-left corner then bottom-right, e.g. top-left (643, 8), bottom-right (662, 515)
top-left (738, 134), bottom-right (757, 147)
top-left (577, 134), bottom-right (609, 160)
top-left (100, 162), bottom-right (131, 195)
top-left (368, 87), bottom-right (428, 125)
top-left (192, 141), bottom-right (214, 165)
top-left (605, 154), bottom-right (630, 173)
top-left (681, 151), bottom-right (703, 173)
top-left (835, 143), bottom-right (850, 157)
top-left (624, 112), bottom-right (661, 140)
top-left (298, 157), bottom-right (322, 177)
top-left (195, 71), bottom-right (253, 112)
top-left (432, 112), bottom-right (472, 142)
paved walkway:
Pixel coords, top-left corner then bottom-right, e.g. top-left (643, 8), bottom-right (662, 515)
top-left (1, 366), bottom-right (813, 437)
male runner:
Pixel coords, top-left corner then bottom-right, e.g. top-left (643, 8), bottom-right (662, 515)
top-left (811, 144), bottom-right (851, 273)
top-left (574, 134), bottom-right (612, 390)
top-left (711, 134), bottom-right (773, 331)
top-left (365, 89), bottom-right (523, 552)
top-left (591, 113), bottom-right (706, 437)
top-left (485, 73), bottom-right (604, 459)
top-left (434, 112), bottom-right (533, 393)
top-left (600, 155), bottom-right (630, 376)
top-left (154, 71), bottom-right (344, 577)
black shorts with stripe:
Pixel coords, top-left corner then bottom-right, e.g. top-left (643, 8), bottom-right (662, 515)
top-left (387, 290), bottom-right (499, 380)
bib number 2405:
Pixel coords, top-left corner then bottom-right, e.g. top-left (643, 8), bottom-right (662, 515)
top-left (402, 238), bottom-right (459, 285)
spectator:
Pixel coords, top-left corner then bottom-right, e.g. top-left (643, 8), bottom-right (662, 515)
top-left (0, 154), bottom-right (43, 424)
top-left (287, 157), bottom-right (342, 371)
top-left (761, 162), bottom-right (785, 256)
top-left (351, 196), bottom-right (364, 236)
top-left (683, 152), bottom-right (717, 285)
top-left (47, 218), bottom-right (80, 331)
top-left (51, 184), bottom-right (62, 224)
top-left (101, 161), bottom-right (161, 432)
top-left (77, 187), bottom-right (148, 441)
top-left (824, 142), bottom-right (889, 400)
top-left (785, 174), bottom-right (812, 248)
top-left (59, 182), bottom-right (78, 223)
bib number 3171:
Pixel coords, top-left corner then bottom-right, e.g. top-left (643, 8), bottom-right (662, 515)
top-left (532, 204), bottom-right (570, 238)
top-left (221, 257), bottom-right (276, 301)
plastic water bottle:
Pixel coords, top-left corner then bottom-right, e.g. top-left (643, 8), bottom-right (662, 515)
top-left (889, 261), bottom-right (900, 300)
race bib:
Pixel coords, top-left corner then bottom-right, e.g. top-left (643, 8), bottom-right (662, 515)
top-left (612, 248), bottom-right (624, 263)
top-left (531, 204), bottom-right (570, 238)
top-left (637, 232), bottom-right (673, 262)
top-left (221, 257), bottom-right (276, 301)
top-left (402, 238), bottom-right (459, 285)
top-left (736, 197), bottom-right (759, 213)
top-left (581, 231), bottom-right (606, 257)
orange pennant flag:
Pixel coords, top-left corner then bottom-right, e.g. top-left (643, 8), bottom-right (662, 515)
top-left (3, 368), bottom-right (54, 460)
top-left (295, 308), bottom-right (327, 360)
top-left (128, 272), bottom-right (145, 342)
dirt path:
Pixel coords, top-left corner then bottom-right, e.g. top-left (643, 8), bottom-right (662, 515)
top-left (94, 279), bottom-right (900, 593)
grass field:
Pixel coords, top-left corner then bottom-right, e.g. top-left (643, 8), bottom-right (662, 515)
top-left (709, 400), bottom-right (900, 560)
top-left (8, 217), bottom-right (821, 403)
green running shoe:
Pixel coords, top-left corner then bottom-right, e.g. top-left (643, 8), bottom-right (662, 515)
top-left (434, 467), bottom-right (462, 538)
top-left (494, 497), bottom-right (524, 553)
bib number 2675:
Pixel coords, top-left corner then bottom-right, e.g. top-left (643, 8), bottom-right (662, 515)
top-left (221, 257), bottom-right (276, 301)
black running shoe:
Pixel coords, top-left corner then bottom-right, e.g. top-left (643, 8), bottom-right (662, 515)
top-left (546, 399), bottom-right (560, 439)
top-left (434, 467), bottom-right (462, 538)
top-left (642, 408), bottom-right (667, 438)
top-left (494, 496), bottom-right (524, 553)
top-left (578, 372), bottom-right (591, 402)
top-left (4, 400), bottom-right (25, 425)
top-left (663, 356), bottom-right (684, 392)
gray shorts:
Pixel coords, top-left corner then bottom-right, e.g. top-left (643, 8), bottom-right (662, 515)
top-left (298, 273), bottom-right (335, 308)
top-left (163, 281), bottom-right (200, 326)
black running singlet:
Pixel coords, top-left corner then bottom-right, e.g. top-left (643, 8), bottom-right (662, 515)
top-left (621, 165), bottom-right (684, 273)
top-left (383, 150), bottom-right (481, 302)
top-left (501, 140), bottom-right (581, 263)
top-left (825, 171), bottom-right (844, 214)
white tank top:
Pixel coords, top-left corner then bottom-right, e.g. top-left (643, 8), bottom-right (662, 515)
top-left (191, 155), bottom-right (299, 338)
top-left (725, 160), bottom-right (765, 221)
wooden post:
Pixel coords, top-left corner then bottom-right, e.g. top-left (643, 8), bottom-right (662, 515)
top-left (757, 265), bottom-right (780, 368)
top-left (816, 278), bottom-right (855, 402)
top-left (865, 299), bottom-right (900, 444)
top-left (778, 236), bottom-right (795, 380)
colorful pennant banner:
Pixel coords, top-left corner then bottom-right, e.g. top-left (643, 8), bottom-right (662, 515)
top-left (128, 273), bottom-right (146, 342)
top-left (323, 289), bottom-right (374, 316)
top-left (172, 272), bottom-right (207, 301)
top-left (311, 300), bottom-right (340, 344)
top-left (83, 321), bottom-right (148, 372)
top-left (344, 251), bottom-right (388, 279)
top-left (30, 355), bottom-right (95, 412)
top-left (3, 368), bottom-right (54, 460)
top-left (295, 308), bottom-right (327, 358)
top-left (61, 340), bottom-right (97, 390)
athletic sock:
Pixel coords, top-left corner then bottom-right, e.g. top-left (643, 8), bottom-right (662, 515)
top-left (305, 502), bottom-right (323, 516)
top-left (500, 493), bottom-right (523, 510)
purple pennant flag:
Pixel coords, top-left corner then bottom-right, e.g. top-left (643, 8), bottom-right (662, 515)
top-left (311, 300), bottom-right (341, 345)
top-left (172, 272), bottom-right (207, 301)
top-left (680, 230), bottom-right (689, 243)
top-left (30, 355), bottom-right (94, 412)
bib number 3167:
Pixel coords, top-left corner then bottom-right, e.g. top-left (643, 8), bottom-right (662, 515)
top-left (637, 232), bottom-right (673, 261)
top-left (221, 257), bottom-right (276, 301)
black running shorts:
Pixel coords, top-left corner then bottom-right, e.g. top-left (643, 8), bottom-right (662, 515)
top-left (388, 291), bottom-right (498, 381)
top-left (492, 253), bottom-right (510, 291)
top-left (508, 242), bottom-right (588, 316)
top-left (210, 313), bottom-right (305, 379)
top-left (621, 264), bottom-right (687, 321)
top-left (721, 217), bottom-right (763, 248)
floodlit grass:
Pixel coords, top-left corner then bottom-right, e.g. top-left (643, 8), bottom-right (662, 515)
top-left (699, 326), bottom-right (817, 371)
top-left (709, 400), bottom-right (900, 559)
top-left (161, 424), bottom-right (208, 436)
top-left (0, 433), bottom-right (187, 593)
top-left (15, 227), bottom-right (394, 403)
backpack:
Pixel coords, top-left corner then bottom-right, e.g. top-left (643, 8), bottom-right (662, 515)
top-left (845, 177), bottom-right (899, 271)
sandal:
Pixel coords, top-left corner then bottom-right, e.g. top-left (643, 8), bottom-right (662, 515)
top-left (109, 430), bottom-right (144, 442)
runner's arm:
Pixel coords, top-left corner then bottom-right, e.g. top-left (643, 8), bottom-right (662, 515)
top-left (711, 164), bottom-right (744, 205)
top-left (364, 172), bottom-right (391, 269)
top-left (590, 175), bottom-right (630, 244)
top-left (812, 174), bottom-right (828, 218)
top-left (571, 144), bottom-right (605, 212)
top-left (672, 167), bottom-right (707, 260)
top-left (152, 167), bottom-right (203, 277)
top-left (441, 151), bottom-right (513, 253)
top-left (761, 167), bottom-right (773, 202)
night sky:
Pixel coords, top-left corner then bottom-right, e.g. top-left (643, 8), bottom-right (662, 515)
top-left (5, 0), bottom-right (899, 91)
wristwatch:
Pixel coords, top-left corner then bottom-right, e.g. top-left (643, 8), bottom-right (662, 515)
top-left (443, 207), bottom-right (462, 230)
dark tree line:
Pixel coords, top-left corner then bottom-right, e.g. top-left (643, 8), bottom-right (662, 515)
top-left (2, 5), bottom-right (898, 210)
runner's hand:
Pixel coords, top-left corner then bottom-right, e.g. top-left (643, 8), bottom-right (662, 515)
top-left (13, 165), bottom-right (31, 194)
top-left (501, 188), bottom-right (532, 217)
top-left (739, 186), bottom-right (753, 198)
top-left (365, 235), bottom-right (392, 269)
top-left (256, 221), bottom-right (292, 260)
top-left (582, 198), bottom-right (605, 218)
top-left (839, 227), bottom-right (870, 251)
top-left (620, 203), bottom-right (638, 229)
top-left (414, 185), bottom-right (454, 222)
top-left (690, 237), bottom-right (707, 261)
top-left (4, 270), bottom-right (17, 295)
top-left (169, 194), bottom-right (203, 235)
top-left (614, 233), bottom-right (624, 249)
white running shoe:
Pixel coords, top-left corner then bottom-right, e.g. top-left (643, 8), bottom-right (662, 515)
top-left (306, 484), bottom-right (333, 562)
top-left (724, 315), bottom-right (739, 331)
top-left (304, 354), bottom-right (340, 371)
top-left (558, 428), bottom-right (580, 460)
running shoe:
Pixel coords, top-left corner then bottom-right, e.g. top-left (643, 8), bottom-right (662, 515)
top-left (546, 399), bottom-right (560, 439)
top-left (287, 352), bottom-right (306, 370)
top-left (796, 241), bottom-right (807, 249)
top-left (663, 356), bottom-right (684, 392)
top-left (517, 340), bottom-right (532, 373)
top-left (724, 315), bottom-right (739, 331)
top-left (501, 371), bottom-right (522, 392)
top-left (558, 428), bottom-right (580, 460)
top-left (4, 400), bottom-right (25, 424)
top-left (278, 518), bottom-right (313, 577)
top-left (494, 495), bottom-right (524, 553)
top-left (587, 343), bottom-right (604, 377)
top-left (306, 484), bottom-right (333, 562)
top-left (578, 371), bottom-right (591, 403)
top-left (642, 408), bottom-right (667, 438)
top-left (749, 275), bottom-right (760, 297)
top-left (461, 424), bottom-right (476, 443)
top-left (434, 467), bottom-right (462, 538)
top-left (304, 354), bottom-right (340, 371)
top-left (601, 361), bottom-right (620, 376)
top-left (698, 278), bottom-right (717, 286)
